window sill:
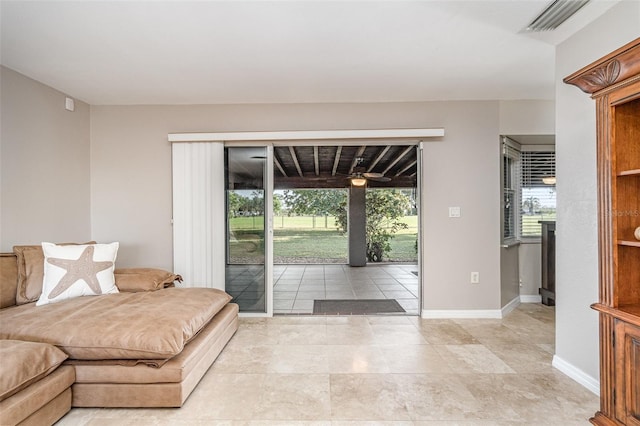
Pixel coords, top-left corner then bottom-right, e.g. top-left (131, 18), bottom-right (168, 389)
top-left (519, 237), bottom-right (542, 244)
top-left (501, 241), bottom-right (521, 248)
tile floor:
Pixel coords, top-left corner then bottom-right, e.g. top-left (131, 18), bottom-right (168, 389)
top-left (227, 263), bottom-right (420, 315)
top-left (59, 303), bottom-right (599, 425)
top-left (274, 264), bottom-right (419, 315)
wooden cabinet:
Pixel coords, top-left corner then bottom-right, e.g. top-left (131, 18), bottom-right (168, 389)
top-left (540, 221), bottom-right (556, 306)
top-left (564, 37), bottom-right (640, 426)
top-left (615, 320), bottom-right (640, 425)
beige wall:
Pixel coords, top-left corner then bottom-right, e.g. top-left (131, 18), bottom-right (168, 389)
top-left (0, 67), bottom-right (91, 251)
top-left (498, 100), bottom-right (555, 302)
top-left (555, 1), bottom-right (640, 382)
top-left (90, 101), bottom-right (503, 310)
top-left (499, 100), bottom-right (555, 135)
top-left (500, 244), bottom-right (520, 306)
top-left (518, 242), bottom-right (541, 297)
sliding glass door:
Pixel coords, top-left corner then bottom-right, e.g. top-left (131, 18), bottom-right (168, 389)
top-left (224, 146), bottom-right (273, 314)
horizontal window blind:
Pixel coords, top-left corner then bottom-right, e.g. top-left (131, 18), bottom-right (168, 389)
top-left (520, 151), bottom-right (556, 237)
top-left (502, 142), bottom-right (520, 241)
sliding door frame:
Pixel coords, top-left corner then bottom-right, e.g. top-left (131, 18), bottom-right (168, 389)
top-left (170, 128), bottom-right (444, 317)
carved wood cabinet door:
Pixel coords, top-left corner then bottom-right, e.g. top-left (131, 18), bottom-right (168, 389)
top-left (615, 320), bottom-right (640, 425)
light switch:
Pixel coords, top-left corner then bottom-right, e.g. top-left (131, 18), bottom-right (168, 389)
top-left (449, 207), bottom-right (461, 218)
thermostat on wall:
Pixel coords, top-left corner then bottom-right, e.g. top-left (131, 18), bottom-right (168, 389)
top-left (65, 97), bottom-right (75, 112)
top-left (449, 207), bottom-right (461, 218)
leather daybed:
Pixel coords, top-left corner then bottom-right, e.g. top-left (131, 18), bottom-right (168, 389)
top-left (0, 245), bottom-right (238, 424)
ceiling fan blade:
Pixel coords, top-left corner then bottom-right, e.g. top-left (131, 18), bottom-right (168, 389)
top-left (370, 176), bottom-right (391, 182)
top-left (363, 172), bottom-right (384, 178)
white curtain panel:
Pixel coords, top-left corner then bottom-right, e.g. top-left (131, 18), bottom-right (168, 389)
top-left (172, 142), bottom-right (225, 289)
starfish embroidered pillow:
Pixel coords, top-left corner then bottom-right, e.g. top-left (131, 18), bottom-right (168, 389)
top-left (36, 242), bottom-right (120, 306)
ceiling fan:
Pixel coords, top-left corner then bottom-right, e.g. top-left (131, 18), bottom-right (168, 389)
top-left (348, 157), bottom-right (391, 186)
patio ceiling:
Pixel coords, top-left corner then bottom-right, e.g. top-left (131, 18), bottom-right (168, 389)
top-left (274, 145), bottom-right (417, 189)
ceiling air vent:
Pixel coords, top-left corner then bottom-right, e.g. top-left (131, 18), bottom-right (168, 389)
top-left (526, 0), bottom-right (591, 31)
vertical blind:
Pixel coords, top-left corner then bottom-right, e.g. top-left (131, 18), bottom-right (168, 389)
top-left (172, 142), bottom-right (226, 289)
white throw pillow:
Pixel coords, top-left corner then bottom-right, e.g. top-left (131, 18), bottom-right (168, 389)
top-left (36, 242), bottom-right (119, 306)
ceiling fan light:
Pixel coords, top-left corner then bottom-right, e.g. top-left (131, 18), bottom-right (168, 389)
top-left (542, 176), bottom-right (557, 185)
top-left (351, 177), bottom-right (367, 187)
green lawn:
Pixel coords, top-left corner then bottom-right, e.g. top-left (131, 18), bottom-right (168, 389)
top-left (521, 214), bottom-right (556, 237)
top-left (228, 215), bottom-right (418, 263)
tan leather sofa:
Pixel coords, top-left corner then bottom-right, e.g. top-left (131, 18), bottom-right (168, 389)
top-left (0, 252), bottom-right (239, 425)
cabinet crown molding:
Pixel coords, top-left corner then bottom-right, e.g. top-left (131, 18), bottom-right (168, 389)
top-left (564, 37), bottom-right (640, 94)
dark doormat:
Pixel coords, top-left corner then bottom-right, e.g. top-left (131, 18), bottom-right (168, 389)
top-left (313, 299), bottom-right (406, 315)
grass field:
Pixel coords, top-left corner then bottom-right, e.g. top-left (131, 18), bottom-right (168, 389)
top-left (229, 215), bottom-right (418, 262)
top-left (521, 214), bottom-right (556, 237)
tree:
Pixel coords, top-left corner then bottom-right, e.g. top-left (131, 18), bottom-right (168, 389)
top-left (282, 188), bottom-right (411, 262)
top-left (335, 189), bottom-right (410, 262)
top-left (523, 196), bottom-right (541, 215)
top-left (282, 189), bottom-right (346, 220)
top-left (227, 192), bottom-right (242, 217)
top-left (273, 193), bottom-right (283, 216)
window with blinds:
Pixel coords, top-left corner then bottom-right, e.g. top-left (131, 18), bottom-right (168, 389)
top-left (520, 151), bottom-right (556, 238)
top-left (502, 142), bottom-right (520, 242)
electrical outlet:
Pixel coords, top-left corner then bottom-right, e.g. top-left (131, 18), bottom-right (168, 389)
top-left (470, 272), bottom-right (480, 284)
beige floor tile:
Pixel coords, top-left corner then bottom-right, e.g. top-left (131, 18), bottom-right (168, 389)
top-left (366, 315), bottom-right (414, 325)
top-left (413, 320), bottom-right (479, 345)
top-left (434, 345), bottom-right (516, 374)
top-left (248, 422), bottom-right (331, 426)
top-left (274, 324), bottom-right (328, 345)
top-left (60, 305), bottom-right (598, 425)
top-left (229, 323), bottom-right (279, 346)
top-left (266, 345), bottom-right (329, 373)
top-left (324, 316), bottom-right (370, 326)
top-left (453, 320), bottom-right (526, 346)
top-left (379, 345), bottom-right (452, 373)
top-left (329, 374), bottom-right (411, 421)
top-left (55, 408), bottom-right (99, 425)
top-left (325, 324), bottom-right (376, 345)
top-left (254, 374), bottom-right (331, 420)
top-left (210, 344), bottom-right (273, 373)
top-left (327, 345), bottom-right (390, 373)
top-left (370, 324), bottom-right (428, 345)
top-left (484, 343), bottom-right (554, 373)
top-left (331, 422), bottom-right (413, 425)
top-left (394, 374), bottom-right (485, 421)
top-left (461, 373), bottom-right (597, 422)
top-left (181, 373), bottom-right (266, 420)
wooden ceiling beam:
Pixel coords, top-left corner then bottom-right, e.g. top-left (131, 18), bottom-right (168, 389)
top-left (381, 146), bottom-right (414, 176)
top-left (331, 146), bottom-right (342, 176)
top-left (289, 146), bottom-right (304, 177)
top-left (395, 159), bottom-right (417, 176)
top-left (313, 146), bottom-right (319, 176)
top-left (367, 145), bottom-right (391, 172)
top-left (348, 146), bottom-right (367, 175)
top-left (274, 156), bottom-right (287, 177)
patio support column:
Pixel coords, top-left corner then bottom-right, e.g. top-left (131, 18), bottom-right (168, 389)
top-left (348, 185), bottom-right (367, 267)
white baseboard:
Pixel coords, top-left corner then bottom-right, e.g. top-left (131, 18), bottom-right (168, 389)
top-left (552, 355), bottom-right (600, 396)
top-left (520, 294), bottom-right (542, 303)
top-left (421, 309), bottom-right (502, 319)
top-left (501, 297), bottom-right (521, 317)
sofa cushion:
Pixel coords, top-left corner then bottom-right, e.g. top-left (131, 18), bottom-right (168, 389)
top-left (0, 287), bottom-right (232, 360)
top-left (14, 242), bottom-right (96, 305)
top-left (0, 254), bottom-right (18, 308)
top-left (0, 366), bottom-right (74, 425)
top-left (37, 242), bottom-right (119, 306)
top-left (114, 268), bottom-right (182, 292)
top-left (0, 340), bottom-right (68, 402)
